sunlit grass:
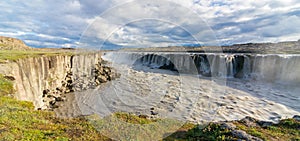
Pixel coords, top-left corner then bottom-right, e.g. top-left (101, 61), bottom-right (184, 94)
top-left (0, 75), bottom-right (108, 140)
top-left (0, 95), bottom-right (111, 141)
top-left (0, 74), bottom-right (14, 96)
top-left (87, 112), bottom-right (186, 140)
top-left (234, 119), bottom-right (300, 141)
top-left (0, 50), bottom-right (74, 63)
top-left (165, 122), bottom-right (237, 141)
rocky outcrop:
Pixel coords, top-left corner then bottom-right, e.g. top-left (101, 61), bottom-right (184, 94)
top-left (0, 36), bottom-right (30, 50)
top-left (231, 130), bottom-right (263, 141)
top-left (8, 53), bottom-right (119, 110)
top-left (42, 57), bottom-right (119, 110)
top-left (215, 115), bottom-right (299, 140)
top-left (219, 120), bottom-right (264, 141)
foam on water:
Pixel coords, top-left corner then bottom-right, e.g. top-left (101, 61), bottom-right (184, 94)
top-left (103, 52), bottom-right (300, 85)
top-left (55, 52), bottom-right (300, 124)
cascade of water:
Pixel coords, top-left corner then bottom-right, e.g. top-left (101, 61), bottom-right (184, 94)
top-left (103, 52), bottom-right (300, 85)
top-left (278, 55), bottom-right (300, 84)
top-left (242, 55), bottom-right (251, 78)
top-left (199, 56), bottom-right (210, 76)
top-left (251, 55), bottom-right (300, 84)
top-left (225, 54), bottom-right (235, 77)
top-left (218, 55), bottom-right (229, 78)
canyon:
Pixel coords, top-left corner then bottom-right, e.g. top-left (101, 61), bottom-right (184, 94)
top-left (0, 36), bottom-right (299, 140)
top-left (1, 53), bottom-right (118, 110)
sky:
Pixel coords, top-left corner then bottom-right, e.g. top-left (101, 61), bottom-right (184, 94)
top-left (0, 0), bottom-right (300, 49)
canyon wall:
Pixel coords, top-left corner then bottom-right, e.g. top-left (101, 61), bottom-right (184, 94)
top-left (6, 53), bottom-right (117, 109)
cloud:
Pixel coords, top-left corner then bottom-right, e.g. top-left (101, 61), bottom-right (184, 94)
top-left (104, 20), bottom-right (197, 48)
top-left (78, 0), bottom-right (116, 17)
top-left (81, 0), bottom-right (218, 49)
top-left (0, 0), bottom-right (88, 47)
top-left (0, 0), bottom-right (299, 48)
top-left (193, 0), bottom-right (300, 44)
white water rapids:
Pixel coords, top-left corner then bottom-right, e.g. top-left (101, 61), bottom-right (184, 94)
top-left (55, 52), bottom-right (299, 125)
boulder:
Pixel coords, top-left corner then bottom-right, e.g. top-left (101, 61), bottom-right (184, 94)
top-left (257, 121), bottom-right (273, 128)
top-left (240, 116), bottom-right (259, 127)
top-left (220, 122), bottom-right (236, 130)
top-left (231, 130), bottom-right (263, 141)
top-left (293, 115), bottom-right (300, 121)
top-left (97, 75), bottom-right (107, 83)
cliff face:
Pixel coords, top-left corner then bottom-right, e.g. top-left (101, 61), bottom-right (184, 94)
top-left (0, 36), bottom-right (30, 50)
top-left (7, 53), bottom-right (117, 109)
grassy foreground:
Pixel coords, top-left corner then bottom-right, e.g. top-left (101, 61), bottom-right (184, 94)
top-left (165, 119), bottom-right (300, 141)
top-left (0, 75), bottom-right (110, 140)
top-left (0, 65), bottom-right (299, 140)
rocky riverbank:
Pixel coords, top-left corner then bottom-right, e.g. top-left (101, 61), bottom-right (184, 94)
top-left (41, 57), bottom-right (120, 110)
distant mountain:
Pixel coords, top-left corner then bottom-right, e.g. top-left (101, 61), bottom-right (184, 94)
top-left (1, 35), bottom-right (299, 54)
top-left (121, 40), bottom-right (300, 54)
top-left (0, 36), bottom-right (31, 50)
top-left (224, 40), bottom-right (300, 54)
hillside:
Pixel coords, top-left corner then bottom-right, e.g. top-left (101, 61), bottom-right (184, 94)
top-left (0, 36), bottom-right (31, 50)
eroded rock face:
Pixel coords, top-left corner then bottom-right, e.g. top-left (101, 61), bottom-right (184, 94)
top-left (11, 53), bottom-right (119, 110)
top-left (42, 58), bottom-right (119, 110)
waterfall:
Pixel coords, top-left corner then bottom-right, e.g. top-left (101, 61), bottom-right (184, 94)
top-left (250, 54), bottom-right (300, 84)
top-left (103, 52), bottom-right (300, 85)
top-left (242, 55), bottom-right (251, 78)
top-left (225, 55), bottom-right (235, 77)
top-left (199, 56), bottom-right (210, 76)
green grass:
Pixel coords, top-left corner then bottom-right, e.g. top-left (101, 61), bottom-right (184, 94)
top-left (234, 118), bottom-right (300, 141)
top-left (113, 112), bottom-right (154, 124)
top-left (165, 118), bottom-right (300, 141)
top-left (0, 96), bottom-right (111, 141)
top-left (165, 122), bottom-right (237, 141)
top-left (0, 50), bottom-right (74, 63)
top-left (88, 112), bottom-right (186, 140)
top-left (0, 74), bottom-right (14, 96)
top-left (0, 75), bottom-right (109, 140)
